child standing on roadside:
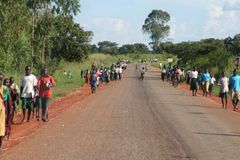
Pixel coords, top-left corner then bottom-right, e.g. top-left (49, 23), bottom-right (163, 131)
top-left (9, 76), bottom-right (20, 124)
top-left (3, 78), bottom-right (16, 140)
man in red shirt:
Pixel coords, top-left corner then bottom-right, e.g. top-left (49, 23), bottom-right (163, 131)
top-left (38, 68), bottom-right (56, 122)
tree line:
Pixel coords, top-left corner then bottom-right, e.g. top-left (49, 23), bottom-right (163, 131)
top-left (0, 0), bottom-right (92, 72)
top-left (90, 41), bottom-right (150, 55)
top-left (141, 9), bottom-right (239, 76)
top-left (161, 36), bottom-right (240, 75)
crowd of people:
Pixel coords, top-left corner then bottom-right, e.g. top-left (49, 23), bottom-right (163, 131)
top-left (161, 64), bottom-right (240, 111)
top-left (81, 62), bottom-right (124, 93)
top-left (0, 60), bottom-right (126, 151)
top-left (0, 66), bottom-right (56, 151)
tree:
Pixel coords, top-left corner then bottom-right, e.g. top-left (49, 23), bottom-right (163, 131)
top-left (97, 41), bottom-right (118, 55)
top-left (133, 43), bottom-right (149, 53)
top-left (0, 0), bottom-right (92, 72)
top-left (142, 10), bottom-right (170, 53)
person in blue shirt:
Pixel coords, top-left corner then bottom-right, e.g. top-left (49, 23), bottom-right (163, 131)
top-left (201, 68), bottom-right (211, 97)
top-left (229, 69), bottom-right (240, 111)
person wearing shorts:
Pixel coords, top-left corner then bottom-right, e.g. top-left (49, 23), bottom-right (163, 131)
top-left (229, 69), bottom-right (240, 111)
top-left (201, 68), bottom-right (211, 97)
top-left (20, 66), bottom-right (37, 122)
top-left (38, 68), bottom-right (56, 122)
top-left (218, 72), bottom-right (229, 109)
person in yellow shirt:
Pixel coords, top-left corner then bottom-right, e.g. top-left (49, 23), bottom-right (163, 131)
top-left (0, 74), bottom-right (6, 151)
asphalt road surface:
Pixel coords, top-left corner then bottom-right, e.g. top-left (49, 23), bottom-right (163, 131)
top-left (2, 65), bottom-right (240, 160)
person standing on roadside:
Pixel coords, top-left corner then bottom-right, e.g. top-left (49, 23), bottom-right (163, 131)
top-left (0, 74), bottom-right (6, 151)
top-left (37, 68), bottom-right (56, 122)
top-left (229, 69), bottom-right (240, 111)
top-left (9, 76), bottom-right (20, 124)
top-left (190, 67), bottom-right (198, 96)
top-left (201, 68), bottom-right (211, 97)
top-left (20, 66), bottom-right (37, 122)
top-left (218, 72), bottom-right (229, 109)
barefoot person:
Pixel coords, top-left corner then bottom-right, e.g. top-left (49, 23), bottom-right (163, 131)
top-left (3, 78), bottom-right (16, 140)
top-left (218, 72), bottom-right (229, 109)
top-left (229, 69), bottom-right (240, 111)
top-left (37, 68), bottom-right (56, 122)
top-left (20, 66), bottom-right (37, 122)
top-left (9, 76), bottom-right (20, 124)
top-left (0, 75), bottom-right (6, 151)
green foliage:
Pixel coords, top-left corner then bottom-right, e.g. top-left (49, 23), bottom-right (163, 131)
top-left (118, 43), bottom-right (149, 54)
top-left (142, 10), bottom-right (170, 52)
top-left (162, 37), bottom-right (236, 76)
top-left (97, 41), bottom-right (118, 55)
top-left (0, 0), bottom-right (92, 73)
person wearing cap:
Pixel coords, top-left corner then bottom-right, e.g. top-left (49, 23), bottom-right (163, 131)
top-left (229, 69), bottom-right (240, 111)
top-left (37, 68), bottom-right (56, 122)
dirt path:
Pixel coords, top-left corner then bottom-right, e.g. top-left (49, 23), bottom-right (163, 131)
top-left (2, 65), bottom-right (240, 160)
top-left (3, 82), bottom-right (114, 150)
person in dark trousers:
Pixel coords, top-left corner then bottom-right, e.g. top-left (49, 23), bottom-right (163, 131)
top-left (218, 72), bottom-right (229, 109)
top-left (37, 68), bottom-right (56, 122)
top-left (9, 76), bottom-right (20, 124)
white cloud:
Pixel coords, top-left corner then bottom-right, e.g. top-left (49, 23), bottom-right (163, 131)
top-left (223, 0), bottom-right (240, 11)
top-left (204, 1), bottom-right (240, 39)
top-left (85, 17), bottom-right (149, 45)
top-left (89, 17), bottom-right (133, 44)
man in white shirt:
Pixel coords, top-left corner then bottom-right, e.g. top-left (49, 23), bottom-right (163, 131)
top-left (20, 66), bottom-right (37, 122)
top-left (119, 67), bottom-right (123, 80)
top-left (209, 74), bottom-right (216, 95)
top-left (218, 72), bottom-right (229, 109)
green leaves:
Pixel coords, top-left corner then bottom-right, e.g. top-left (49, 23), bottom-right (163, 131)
top-left (143, 10), bottom-right (170, 53)
top-left (0, 0), bottom-right (91, 72)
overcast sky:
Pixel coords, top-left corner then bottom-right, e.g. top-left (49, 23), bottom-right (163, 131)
top-left (74, 0), bottom-right (240, 45)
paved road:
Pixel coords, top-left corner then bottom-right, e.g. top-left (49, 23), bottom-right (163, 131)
top-left (2, 65), bottom-right (240, 160)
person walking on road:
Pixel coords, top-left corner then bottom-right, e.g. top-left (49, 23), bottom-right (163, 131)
top-left (37, 68), bottom-right (56, 122)
top-left (218, 72), bottom-right (229, 109)
top-left (119, 66), bottom-right (123, 80)
top-left (161, 66), bottom-right (166, 82)
top-left (20, 66), bottom-right (38, 122)
top-left (90, 70), bottom-right (97, 94)
top-left (209, 74), bottom-right (216, 95)
top-left (229, 69), bottom-right (240, 111)
top-left (190, 67), bottom-right (198, 96)
top-left (201, 68), bottom-right (211, 97)
top-left (139, 67), bottom-right (145, 81)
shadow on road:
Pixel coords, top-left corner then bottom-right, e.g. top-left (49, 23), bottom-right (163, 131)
top-left (195, 132), bottom-right (240, 137)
